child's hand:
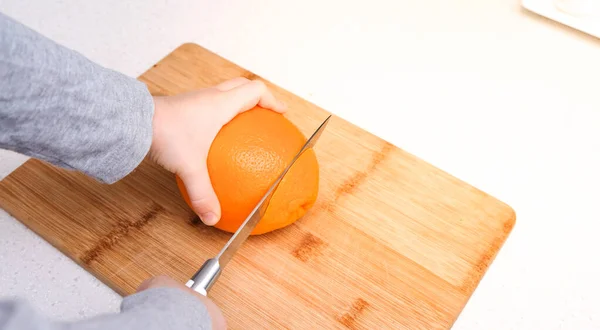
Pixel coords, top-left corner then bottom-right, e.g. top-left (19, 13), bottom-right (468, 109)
top-left (137, 275), bottom-right (227, 329)
top-left (149, 78), bottom-right (287, 225)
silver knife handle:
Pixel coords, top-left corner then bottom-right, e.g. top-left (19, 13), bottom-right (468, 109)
top-left (185, 258), bottom-right (221, 296)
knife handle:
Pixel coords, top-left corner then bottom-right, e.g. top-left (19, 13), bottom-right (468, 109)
top-left (186, 258), bottom-right (221, 296)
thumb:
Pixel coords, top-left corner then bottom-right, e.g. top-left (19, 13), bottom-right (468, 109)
top-left (179, 166), bottom-right (221, 226)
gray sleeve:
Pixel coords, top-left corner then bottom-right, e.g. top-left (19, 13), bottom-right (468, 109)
top-left (0, 12), bottom-right (154, 183)
top-left (0, 288), bottom-right (213, 330)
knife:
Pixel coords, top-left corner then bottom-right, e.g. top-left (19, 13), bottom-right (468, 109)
top-left (186, 115), bottom-right (332, 296)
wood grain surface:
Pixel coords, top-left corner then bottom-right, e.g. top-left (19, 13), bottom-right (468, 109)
top-left (0, 43), bottom-right (515, 329)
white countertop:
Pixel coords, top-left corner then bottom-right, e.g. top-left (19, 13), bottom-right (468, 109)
top-left (1, 0), bottom-right (599, 328)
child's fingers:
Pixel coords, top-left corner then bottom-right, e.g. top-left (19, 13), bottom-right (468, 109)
top-left (214, 77), bottom-right (250, 91)
top-left (178, 167), bottom-right (221, 226)
top-left (137, 275), bottom-right (227, 329)
top-left (220, 80), bottom-right (287, 117)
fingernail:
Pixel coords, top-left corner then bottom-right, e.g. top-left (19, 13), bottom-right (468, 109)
top-left (201, 212), bottom-right (218, 226)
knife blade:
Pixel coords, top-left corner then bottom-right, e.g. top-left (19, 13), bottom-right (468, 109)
top-left (186, 115), bottom-right (332, 296)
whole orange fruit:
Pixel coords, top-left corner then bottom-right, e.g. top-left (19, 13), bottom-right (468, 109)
top-left (176, 107), bottom-right (319, 235)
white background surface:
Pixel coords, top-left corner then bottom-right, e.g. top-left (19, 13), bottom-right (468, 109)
top-left (1, 0), bottom-right (599, 329)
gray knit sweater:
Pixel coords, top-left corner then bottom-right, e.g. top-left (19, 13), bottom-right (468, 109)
top-left (0, 11), bottom-right (213, 330)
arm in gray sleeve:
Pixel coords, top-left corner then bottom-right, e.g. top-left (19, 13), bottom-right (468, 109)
top-left (0, 288), bottom-right (214, 330)
top-left (0, 11), bottom-right (154, 183)
top-left (0, 11), bottom-right (214, 330)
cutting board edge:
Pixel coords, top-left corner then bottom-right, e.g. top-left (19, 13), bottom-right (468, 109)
top-left (450, 203), bottom-right (516, 326)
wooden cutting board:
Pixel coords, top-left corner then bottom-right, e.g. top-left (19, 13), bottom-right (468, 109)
top-left (0, 43), bottom-right (515, 329)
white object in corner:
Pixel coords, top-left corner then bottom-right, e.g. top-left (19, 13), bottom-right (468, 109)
top-left (522, 0), bottom-right (600, 38)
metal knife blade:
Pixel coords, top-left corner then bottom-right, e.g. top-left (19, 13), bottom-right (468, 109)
top-left (186, 115), bottom-right (332, 295)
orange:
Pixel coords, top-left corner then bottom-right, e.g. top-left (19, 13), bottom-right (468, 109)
top-left (176, 107), bottom-right (319, 235)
